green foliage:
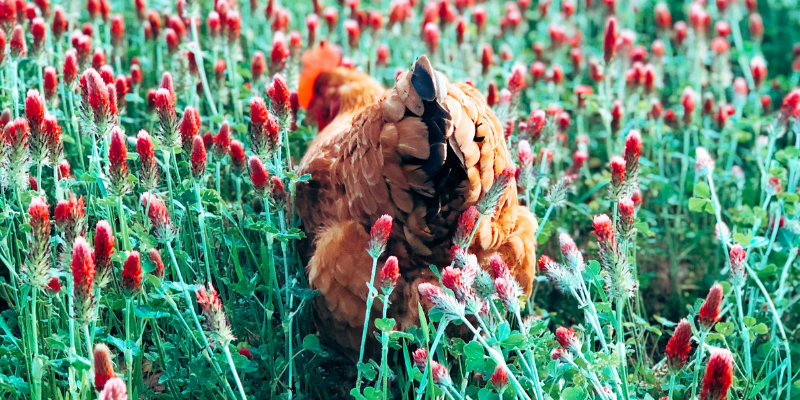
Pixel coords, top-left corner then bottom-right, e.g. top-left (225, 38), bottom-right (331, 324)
top-left (1, 0), bottom-right (799, 399)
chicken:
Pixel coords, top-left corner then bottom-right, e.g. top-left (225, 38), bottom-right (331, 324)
top-left (296, 45), bottom-right (538, 361)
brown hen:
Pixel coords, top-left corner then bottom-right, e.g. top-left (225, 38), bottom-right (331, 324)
top-left (296, 48), bottom-right (537, 361)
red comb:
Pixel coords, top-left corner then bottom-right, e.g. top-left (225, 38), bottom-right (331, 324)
top-left (298, 41), bottom-right (342, 109)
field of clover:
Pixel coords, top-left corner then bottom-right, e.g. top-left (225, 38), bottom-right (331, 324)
top-left (1, 0), bottom-right (799, 399)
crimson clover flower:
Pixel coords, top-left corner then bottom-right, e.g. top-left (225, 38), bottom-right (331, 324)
top-left (665, 318), bottom-right (692, 371)
top-left (700, 348), bottom-right (734, 400)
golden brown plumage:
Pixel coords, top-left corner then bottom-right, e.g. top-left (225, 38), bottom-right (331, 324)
top-left (296, 55), bottom-right (537, 360)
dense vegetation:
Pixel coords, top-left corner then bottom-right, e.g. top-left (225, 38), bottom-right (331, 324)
top-left (1, 0), bottom-right (799, 399)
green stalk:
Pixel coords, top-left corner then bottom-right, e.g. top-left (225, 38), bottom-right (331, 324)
top-left (466, 214), bottom-right (484, 248)
top-left (566, 358), bottom-right (611, 400)
top-left (161, 292), bottom-right (236, 397)
top-left (149, 319), bottom-right (181, 400)
top-left (117, 196), bottom-right (131, 251)
top-left (602, 69), bottom-right (614, 161)
top-left (379, 290), bottom-right (392, 398)
top-left (216, 162), bottom-right (221, 195)
top-left (514, 311), bottom-right (543, 400)
top-left (744, 262), bottom-right (792, 400)
top-left (164, 241), bottom-right (240, 400)
top-left (165, 242), bottom-right (201, 332)
top-left (89, 286), bottom-right (102, 344)
top-left (31, 286), bottom-right (42, 400)
top-left (775, 248), bottom-right (798, 321)
top-left (91, 133), bottom-right (101, 175)
top-left (257, 193), bottom-right (287, 395)
top-left (54, 163), bottom-right (62, 201)
top-left (277, 209), bottom-right (294, 397)
top-left (729, 7), bottom-right (755, 89)
top-left (530, 159), bottom-right (547, 210)
top-left (615, 298), bottom-right (630, 400)
top-left (461, 319), bottom-right (532, 400)
top-left (171, 148), bottom-right (182, 184)
top-left (66, 276), bottom-right (78, 400)
top-left (675, 127), bottom-right (692, 230)
top-left (707, 175), bottom-right (731, 263)
top-left (36, 164), bottom-right (43, 195)
top-left (689, 330), bottom-right (708, 400)
top-left (281, 126), bottom-right (293, 170)
top-left (224, 46), bottom-right (242, 120)
top-left (67, 90), bottom-right (86, 171)
top-left (11, 60), bottom-right (19, 117)
top-left (355, 255), bottom-right (379, 388)
top-left (235, 177), bottom-right (242, 206)
top-left (124, 297), bottom-right (135, 398)
top-left (83, 324), bottom-right (93, 363)
top-left (195, 182), bottom-right (214, 282)
top-left (79, 323), bottom-right (94, 398)
top-left (667, 374), bottom-right (676, 400)
top-left (222, 346), bottom-right (248, 400)
top-left (163, 151), bottom-right (176, 215)
top-left (444, 385), bottom-right (464, 400)
top-left (535, 204), bottom-right (554, 238)
top-left (415, 320), bottom-right (449, 400)
top-left (733, 285), bottom-right (752, 381)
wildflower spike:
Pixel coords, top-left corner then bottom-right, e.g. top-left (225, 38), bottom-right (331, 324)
top-left (121, 251), bottom-right (142, 294)
top-left (698, 283), bottom-right (723, 327)
top-left (93, 343), bottom-right (117, 391)
top-left (700, 348), bottom-right (734, 400)
top-left (93, 220), bottom-right (115, 287)
top-left (665, 319), bottom-right (692, 371)
top-left (368, 214), bottom-right (393, 257)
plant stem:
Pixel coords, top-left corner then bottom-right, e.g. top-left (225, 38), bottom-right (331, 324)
top-left (11, 60), bottom-right (19, 117)
top-left (535, 204), bottom-right (554, 238)
top-left (117, 196), bottom-right (131, 251)
top-left (707, 175), bottom-right (731, 264)
top-left (171, 148), bottom-right (182, 185)
top-left (53, 163), bottom-right (62, 201)
top-left (667, 374), bottom-right (676, 400)
top-left (164, 241), bottom-right (240, 400)
top-left (415, 320), bottom-right (449, 400)
top-left (514, 311), bottom-right (543, 400)
top-left (466, 214), bottom-right (484, 248)
top-left (31, 286), bottom-right (42, 400)
top-left (195, 182), bottom-right (214, 282)
top-left (461, 319), bottom-right (532, 400)
top-left (67, 90), bottom-right (86, 171)
top-left (149, 319), bottom-right (181, 399)
top-left (163, 150), bottom-right (176, 216)
top-left (283, 126), bottom-right (293, 170)
top-left (356, 255), bottom-right (379, 387)
top-left (733, 285), bottom-right (752, 381)
top-left (444, 385), bottom-right (464, 400)
top-left (744, 263), bottom-right (792, 400)
top-left (567, 358), bottom-right (611, 400)
top-left (36, 163), bottom-right (43, 195)
top-left (66, 275), bottom-right (78, 400)
top-left (216, 162), bottom-right (221, 195)
top-left (615, 298), bottom-right (630, 400)
top-left (223, 345), bottom-right (248, 400)
top-left (124, 297), bottom-right (135, 398)
top-left (775, 248), bottom-right (798, 319)
top-left (675, 126), bottom-right (692, 230)
top-left (689, 330), bottom-right (708, 400)
top-left (83, 324), bottom-right (93, 362)
top-left (379, 292), bottom-right (391, 399)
